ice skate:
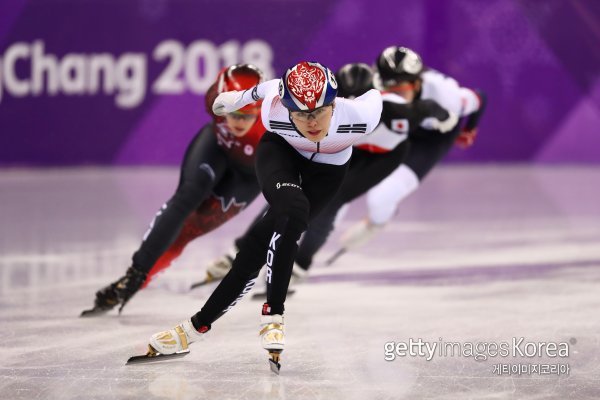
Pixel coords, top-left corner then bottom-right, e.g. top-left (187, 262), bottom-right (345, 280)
top-left (80, 265), bottom-right (147, 317)
top-left (259, 313), bottom-right (285, 374)
top-left (326, 219), bottom-right (383, 265)
top-left (126, 344), bottom-right (190, 365)
top-left (127, 319), bottom-right (205, 364)
top-left (190, 247), bottom-right (237, 289)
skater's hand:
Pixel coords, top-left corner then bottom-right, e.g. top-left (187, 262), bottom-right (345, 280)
top-left (433, 111), bottom-right (459, 133)
top-left (212, 91), bottom-right (244, 116)
top-left (455, 127), bottom-right (478, 148)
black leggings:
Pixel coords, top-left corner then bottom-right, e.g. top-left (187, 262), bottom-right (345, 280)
top-left (132, 124), bottom-right (259, 273)
top-left (404, 124), bottom-right (461, 180)
top-left (192, 132), bottom-right (348, 327)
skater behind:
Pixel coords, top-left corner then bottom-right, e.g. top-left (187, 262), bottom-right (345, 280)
top-left (81, 64), bottom-right (266, 316)
top-left (335, 46), bottom-right (486, 260)
top-left (138, 61), bottom-right (382, 373)
top-left (286, 57), bottom-right (460, 275)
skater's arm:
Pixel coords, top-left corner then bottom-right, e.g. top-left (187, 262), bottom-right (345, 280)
top-left (344, 89), bottom-right (383, 134)
top-left (212, 79), bottom-right (280, 116)
top-left (414, 99), bottom-right (458, 133)
top-left (460, 88), bottom-right (486, 131)
top-left (455, 88), bottom-right (486, 148)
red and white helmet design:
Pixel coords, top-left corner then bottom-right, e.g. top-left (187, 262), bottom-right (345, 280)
top-left (280, 62), bottom-right (338, 111)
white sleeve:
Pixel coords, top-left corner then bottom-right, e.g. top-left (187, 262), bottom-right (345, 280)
top-left (239, 79), bottom-right (280, 104)
top-left (212, 79), bottom-right (280, 115)
top-left (350, 89), bottom-right (383, 134)
top-left (459, 87), bottom-right (481, 116)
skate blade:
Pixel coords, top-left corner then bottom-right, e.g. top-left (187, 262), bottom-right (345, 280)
top-left (268, 359), bottom-right (281, 374)
top-left (325, 248), bottom-right (346, 266)
top-left (268, 350), bottom-right (282, 375)
top-left (80, 307), bottom-right (111, 317)
top-left (126, 345), bottom-right (190, 365)
top-left (190, 273), bottom-right (219, 290)
top-left (252, 289), bottom-right (295, 300)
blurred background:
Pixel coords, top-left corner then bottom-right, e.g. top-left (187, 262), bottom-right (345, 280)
top-left (1, 0), bottom-right (599, 166)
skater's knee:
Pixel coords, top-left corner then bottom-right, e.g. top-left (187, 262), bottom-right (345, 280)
top-left (270, 193), bottom-right (310, 232)
top-left (366, 165), bottom-right (420, 224)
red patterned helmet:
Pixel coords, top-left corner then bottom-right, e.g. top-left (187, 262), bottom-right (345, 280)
top-left (279, 61), bottom-right (338, 111)
top-left (217, 64), bottom-right (264, 114)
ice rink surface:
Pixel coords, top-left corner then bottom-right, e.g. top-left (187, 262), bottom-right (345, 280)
top-left (1, 165), bottom-right (599, 399)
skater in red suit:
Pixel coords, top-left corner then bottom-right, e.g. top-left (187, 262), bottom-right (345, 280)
top-left (81, 64), bottom-right (266, 316)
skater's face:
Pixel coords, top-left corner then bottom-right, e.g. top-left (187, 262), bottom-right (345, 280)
top-left (387, 80), bottom-right (421, 103)
top-left (290, 104), bottom-right (334, 143)
top-left (225, 112), bottom-right (258, 137)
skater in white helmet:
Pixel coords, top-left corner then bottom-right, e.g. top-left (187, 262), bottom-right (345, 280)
top-left (334, 46), bottom-right (486, 260)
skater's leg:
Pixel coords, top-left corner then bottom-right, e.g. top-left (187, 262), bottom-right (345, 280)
top-left (194, 203), bottom-right (269, 288)
top-left (331, 127), bottom-right (461, 260)
top-left (143, 213), bottom-right (204, 288)
top-left (148, 168), bottom-right (260, 287)
top-left (295, 199), bottom-right (341, 270)
top-left (132, 130), bottom-right (228, 273)
top-left (263, 150), bottom-right (348, 315)
top-left (145, 207), bottom-right (270, 357)
top-left (295, 146), bottom-right (407, 269)
top-left (82, 127), bottom-right (229, 315)
top-left (190, 220), bottom-right (271, 328)
top-left (366, 127), bottom-right (459, 225)
top-left (366, 164), bottom-right (420, 225)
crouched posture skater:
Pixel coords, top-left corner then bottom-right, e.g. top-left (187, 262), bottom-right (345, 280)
top-left (81, 64), bottom-right (266, 316)
top-left (144, 61), bottom-right (382, 372)
top-left (339, 46), bottom-right (486, 254)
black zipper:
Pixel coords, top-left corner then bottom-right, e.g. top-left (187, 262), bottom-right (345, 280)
top-left (309, 142), bottom-right (320, 161)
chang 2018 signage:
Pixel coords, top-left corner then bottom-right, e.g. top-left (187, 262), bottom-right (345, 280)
top-left (0, 39), bottom-right (275, 109)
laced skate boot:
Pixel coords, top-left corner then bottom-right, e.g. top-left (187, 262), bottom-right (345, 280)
top-left (127, 319), bottom-right (208, 364)
top-left (259, 312), bottom-right (285, 374)
top-left (190, 246), bottom-right (237, 289)
top-left (149, 319), bottom-right (207, 355)
top-left (80, 265), bottom-right (147, 317)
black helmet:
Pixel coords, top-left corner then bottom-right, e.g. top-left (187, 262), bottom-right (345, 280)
top-left (375, 46), bottom-right (423, 87)
top-left (335, 63), bottom-right (373, 98)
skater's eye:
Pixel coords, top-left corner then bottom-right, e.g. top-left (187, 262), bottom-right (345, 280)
top-left (290, 106), bottom-right (331, 122)
top-left (229, 113), bottom-right (256, 121)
